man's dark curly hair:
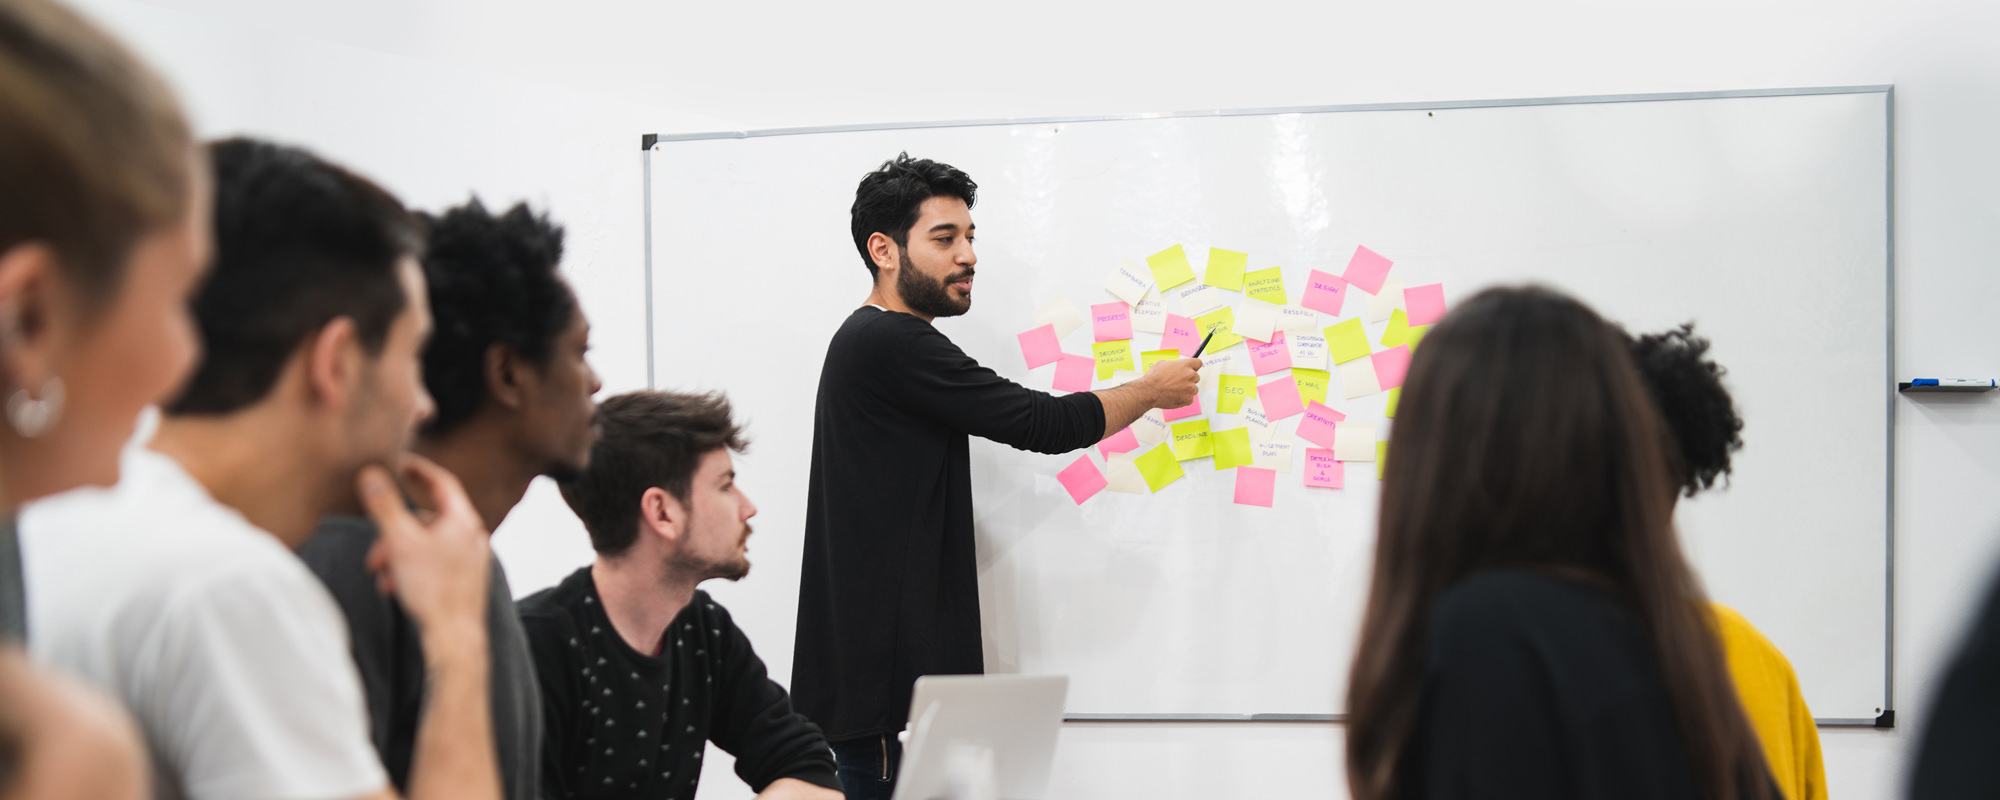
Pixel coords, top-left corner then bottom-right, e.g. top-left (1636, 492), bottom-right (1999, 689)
top-left (418, 198), bottom-right (576, 436)
top-left (849, 152), bottom-right (977, 279)
top-left (1627, 323), bottom-right (1744, 497)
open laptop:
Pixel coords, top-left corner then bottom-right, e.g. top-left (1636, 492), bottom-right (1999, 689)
top-left (890, 674), bottom-right (1069, 800)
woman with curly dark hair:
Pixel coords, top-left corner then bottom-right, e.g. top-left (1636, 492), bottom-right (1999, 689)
top-left (1628, 324), bottom-right (1825, 800)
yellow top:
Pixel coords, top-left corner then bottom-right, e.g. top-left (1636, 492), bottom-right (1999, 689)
top-left (1711, 603), bottom-right (1827, 800)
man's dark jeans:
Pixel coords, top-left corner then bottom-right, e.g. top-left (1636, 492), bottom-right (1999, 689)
top-left (831, 733), bottom-right (903, 800)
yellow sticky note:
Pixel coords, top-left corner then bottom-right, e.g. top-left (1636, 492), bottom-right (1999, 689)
top-left (1093, 340), bottom-right (1134, 380)
top-left (1386, 387), bottom-right (1400, 418)
top-left (1325, 318), bottom-right (1372, 364)
top-left (1377, 440), bottom-right (1389, 480)
top-left (1244, 267), bottom-right (1288, 305)
top-left (1146, 245), bottom-right (1197, 290)
top-left (1134, 443), bottom-right (1185, 491)
top-left (1216, 375), bottom-right (1258, 414)
top-left (1293, 368), bottom-right (1331, 406)
top-left (1212, 426), bottom-right (1253, 469)
top-left (1380, 308), bottom-right (1433, 349)
top-left (1204, 248), bottom-right (1249, 291)
top-left (1141, 348), bottom-right (1180, 373)
top-left (1193, 307), bottom-right (1243, 353)
top-left (1171, 419), bottom-right (1213, 461)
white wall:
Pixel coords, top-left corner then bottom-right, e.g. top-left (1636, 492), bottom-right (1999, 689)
top-left (74, 0), bottom-right (2000, 797)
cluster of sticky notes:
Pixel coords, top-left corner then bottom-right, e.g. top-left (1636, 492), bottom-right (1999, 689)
top-left (1022, 243), bottom-right (1445, 509)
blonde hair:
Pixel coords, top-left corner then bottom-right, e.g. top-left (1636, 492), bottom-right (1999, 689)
top-left (0, 0), bottom-right (193, 302)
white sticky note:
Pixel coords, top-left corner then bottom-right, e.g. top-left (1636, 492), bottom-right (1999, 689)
top-left (1132, 409), bottom-right (1172, 445)
top-left (1130, 287), bottom-right (1168, 334)
top-left (1288, 332), bottom-right (1328, 370)
top-left (1104, 258), bottom-right (1153, 306)
top-left (1276, 306), bottom-right (1320, 334)
top-left (1334, 422), bottom-right (1377, 461)
top-left (1253, 440), bottom-right (1294, 473)
top-left (1174, 280), bottom-right (1229, 318)
top-left (1198, 351), bottom-right (1237, 399)
top-left (1035, 295), bottom-right (1085, 338)
top-left (1340, 356), bottom-right (1382, 399)
top-left (1232, 300), bottom-right (1282, 343)
top-left (1244, 398), bottom-right (1277, 444)
top-left (1103, 456), bottom-right (1148, 494)
top-left (1366, 278), bottom-right (1406, 323)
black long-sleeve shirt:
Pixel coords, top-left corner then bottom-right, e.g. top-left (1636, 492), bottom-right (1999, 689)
top-left (519, 567), bottom-right (837, 799)
top-left (792, 306), bottom-right (1107, 742)
top-left (1911, 565), bottom-right (2000, 797)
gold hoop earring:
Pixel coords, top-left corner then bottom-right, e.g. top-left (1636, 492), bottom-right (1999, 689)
top-left (6, 377), bottom-right (63, 438)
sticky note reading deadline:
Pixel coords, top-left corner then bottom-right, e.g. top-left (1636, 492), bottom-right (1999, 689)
top-left (1211, 426), bottom-right (1254, 469)
top-left (1204, 248), bottom-right (1249, 292)
top-left (1092, 340), bottom-right (1134, 380)
top-left (1233, 467), bottom-right (1277, 507)
top-left (1171, 419), bottom-right (1214, 461)
top-left (1244, 267), bottom-right (1288, 305)
top-left (1055, 456), bottom-right (1106, 505)
top-left (1145, 244), bottom-right (1197, 290)
top-left (1134, 444), bottom-right (1185, 491)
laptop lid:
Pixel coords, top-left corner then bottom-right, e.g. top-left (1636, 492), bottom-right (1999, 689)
top-left (890, 674), bottom-right (1068, 800)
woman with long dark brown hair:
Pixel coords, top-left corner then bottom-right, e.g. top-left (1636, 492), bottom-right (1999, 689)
top-left (1345, 286), bottom-right (1775, 800)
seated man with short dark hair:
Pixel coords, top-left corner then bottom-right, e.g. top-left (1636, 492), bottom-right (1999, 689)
top-left (519, 391), bottom-right (841, 800)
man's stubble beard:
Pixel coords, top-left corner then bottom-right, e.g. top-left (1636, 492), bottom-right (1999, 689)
top-left (895, 248), bottom-right (971, 319)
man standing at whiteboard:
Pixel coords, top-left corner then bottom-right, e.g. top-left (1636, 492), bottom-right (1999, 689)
top-left (794, 153), bottom-right (1201, 798)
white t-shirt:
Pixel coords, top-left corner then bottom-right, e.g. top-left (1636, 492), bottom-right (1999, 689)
top-left (21, 447), bottom-right (387, 800)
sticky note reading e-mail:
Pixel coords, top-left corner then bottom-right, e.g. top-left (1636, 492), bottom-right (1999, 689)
top-left (1145, 244), bottom-right (1197, 290)
top-left (1292, 368), bottom-right (1331, 406)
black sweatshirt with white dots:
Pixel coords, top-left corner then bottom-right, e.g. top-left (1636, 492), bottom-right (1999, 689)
top-left (518, 567), bottom-right (839, 799)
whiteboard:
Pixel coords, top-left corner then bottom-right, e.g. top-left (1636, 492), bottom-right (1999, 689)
top-left (644, 88), bottom-right (1892, 722)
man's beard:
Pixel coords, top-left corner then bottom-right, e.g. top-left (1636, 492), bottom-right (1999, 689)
top-left (896, 249), bottom-right (972, 318)
top-left (671, 524), bottom-right (752, 583)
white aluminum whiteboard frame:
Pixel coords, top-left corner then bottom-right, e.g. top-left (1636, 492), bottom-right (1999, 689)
top-left (640, 85), bottom-right (1897, 727)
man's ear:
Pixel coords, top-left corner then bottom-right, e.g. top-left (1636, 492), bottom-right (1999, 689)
top-left (868, 232), bottom-right (899, 282)
top-left (0, 243), bottom-right (63, 393)
top-left (303, 316), bottom-right (361, 410)
top-left (638, 486), bottom-right (685, 546)
top-left (484, 343), bottom-right (526, 410)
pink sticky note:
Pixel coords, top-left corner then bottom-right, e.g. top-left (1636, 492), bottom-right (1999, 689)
top-left (1301, 270), bottom-right (1349, 317)
top-left (1162, 394), bottom-right (1204, 422)
top-left (1056, 456), bottom-right (1107, 505)
top-left (1342, 245), bottom-right (1394, 295)
top-left (1091, 302), bottom-right (1133, 343)
top-left (1294, 401), bottom-right (1348, 449)
top-left (1098, 427), bottom-right (1141, 458)
top-left (1247, 330), bottom-right (1294, 375)
top-left (1257, 376), bottom-right (1305, 421)
top-left (1404, 284), bottom-right (1446, 326)
top-left (1018, 324), bottom-right (1062, 369)
top-left (1160, 314), bottom-right (1201, 357)
top-left (1052, 353), bottom-right (1095, 393)
top-left (1303, 448), bottom-right (1344, 488)
top-left (1233, 467), bottom-right (1276, 508)
top-left (1372, 345), bottom-right (1413, 390)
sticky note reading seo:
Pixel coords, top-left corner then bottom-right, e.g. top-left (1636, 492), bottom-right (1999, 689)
top-left (1216, 375), bottom-right (1258, 414)
top-left (1303, 448), bottom-right (1344, 488)
top-left (1134, 443), bottom-right (1185, 491)
top-left (1193, 307), bottom-right (1243, 353)
top-left (1097, 427), bottom-right (1141, 458)
top-left (1104, 258), bottom-right (1153, 306)
top-left (1052, 353), bottom-right (1095, 393)
top-left (1372, 344), bottom-right (1412, 390)
top-left (1257, 376), bottom-right (1306, 421)
top-left (1161, 393), bottom-right (1204, 422)
top-left (1325, 318), bottom-right (1372, 364)
top-left (1055, 456), bottom-right (1106, 505)
top-left (1171, 419), bottom-right (1213, 461)
top-left (1017, 324), bottom-right (1062, 369)
top-left (1211, 426), bottom-right (1254, 469)
top-left (1301, 270), bottom-right (1349, 316)
top-left (1342, 245), bottom-right (1393, 295)
top-left (1247, 330), bottom-right (1293, 375)
top-left (1293, 368), bottom-right (1331, 405)
top-left (1091, 302), bottom-right (1132, 342)
top-left (1145, 244), bottom-right (1197, 290)
top-left (1294, 400), bottom-right (1346, 448)
top-left (1160, 314), bottom-right (1202, 357)
top-left (1205, 248), bottom-right (1249, 292)
top-left (1233, 467), bottom-right (1277, 508)
top-left (1404, 283), bottom-right (1446, 326)
top-left (1244, 267), bottom-right (1288, 305)
top-left (1092, 340), bottom-right (1134, 380)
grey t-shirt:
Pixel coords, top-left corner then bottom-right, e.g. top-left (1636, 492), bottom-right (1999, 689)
top-left (299, 515), bottom-right (541, 800)
top-left (0, 515), bottom-right (24, 642)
